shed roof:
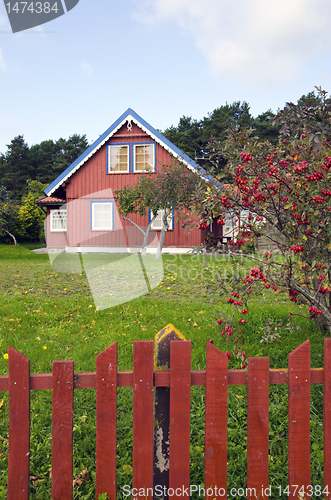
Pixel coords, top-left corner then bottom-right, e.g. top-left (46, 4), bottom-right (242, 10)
top-left (45, 108), bottom-right (200, 197)
top-left (36, 196), bottom-right (66, 206)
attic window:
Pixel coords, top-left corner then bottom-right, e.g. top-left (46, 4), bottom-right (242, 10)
top-left (108, 145), bottom-right (129, 173)
top-left (134, 144), bottom-right (155, 172)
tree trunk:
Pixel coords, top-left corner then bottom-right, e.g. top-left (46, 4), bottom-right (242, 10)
top-left (141, 222), bottom-right (154, 256)
top-left (155, 214), bottom-right (169, 260)
top-left (3, 228), bottom-right (17, 246)
top-left (123, 216), bottom-right (156, 255)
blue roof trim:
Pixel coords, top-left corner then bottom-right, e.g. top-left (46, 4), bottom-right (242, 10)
top-left (45, 108), bottom-right (200, 196)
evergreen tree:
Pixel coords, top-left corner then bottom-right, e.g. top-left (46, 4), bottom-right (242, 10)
top-left (201, 101), bottom-right (253, 149)
top-left (52, 134), bottom-right (89, 176)
top-left (30, 139), bottom-right (59, 184)
top-left (0, 136), bottom-right (32, 200)
top-left (251, 110), bottom-right (279, 144)
top-left (163, 116), bottom-right (203, 160)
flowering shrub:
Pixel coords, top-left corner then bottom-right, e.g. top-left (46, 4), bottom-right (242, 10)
top-left (194, 88), bottom-right (331, 360)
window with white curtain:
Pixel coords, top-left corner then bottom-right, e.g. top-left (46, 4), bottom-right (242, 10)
top-left (50, 208), bottom-right (67, 231)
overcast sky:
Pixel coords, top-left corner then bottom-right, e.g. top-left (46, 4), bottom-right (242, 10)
top-left (0, 0), bottom-right (330, 154)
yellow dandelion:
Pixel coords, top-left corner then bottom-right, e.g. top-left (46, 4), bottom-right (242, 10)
top-left (42, 345), bottom-right (47, 350)
top-left (3, 353), bottom-right (8, 360)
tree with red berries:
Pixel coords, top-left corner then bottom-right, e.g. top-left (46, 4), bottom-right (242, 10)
top-left (194, 87), bottom-right (331, 356)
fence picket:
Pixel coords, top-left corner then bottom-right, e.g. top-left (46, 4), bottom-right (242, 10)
top-left (169, 341), bottom-right (191, 499)
top-left (204, 342), bottom-right (228, 499)
top-left (96, 342), bottom-right (118, 500)
top-left (324, 338), bottom-right (331, 499)
top-left (51, 360), bottom-right (74, 500)
top-left (247, 357), bottom-right (270, 500)
top-left (133, 341), bottom-right (154, 499)
top-left (288, 340), bottom-right (311, 499)
top-left (7, 346), bottom-right (30, 500)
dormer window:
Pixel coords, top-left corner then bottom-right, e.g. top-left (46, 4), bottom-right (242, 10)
top-left (108, 145), bottom-right (129, 173)
top-left (133, 144), bottom-right (155, 172)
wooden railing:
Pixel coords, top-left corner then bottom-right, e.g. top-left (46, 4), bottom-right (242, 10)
top-left (0, 338), bottom-right (330, 499)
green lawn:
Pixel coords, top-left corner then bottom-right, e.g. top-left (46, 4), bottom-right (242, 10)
top-left (0, 244), bottom-right (327, 499)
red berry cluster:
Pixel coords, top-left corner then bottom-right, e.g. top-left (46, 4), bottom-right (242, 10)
top-left (290, 245), bottom-right (304, 254)
top-left (289, 289), bottom-right (299, 302)
top-left (250, 268), bottom-right (263, 278)
top-left (221, 325), bottom-right (234, 336)
top-left (311, 196), bottom-right (325, 203)
top-left (240, 152), bottom-right (252, 162)
top-left (293, 161), bottom-right (308, 172)
top-left (306, 171), bottom-right (323, 181)
top-left (308, 306), bottom-right (322, 318)
top-left (199, 221), bottom-right (209, 229)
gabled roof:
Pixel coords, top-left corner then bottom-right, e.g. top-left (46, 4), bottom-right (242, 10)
top-left (45, 108), bottom-right (200, 196)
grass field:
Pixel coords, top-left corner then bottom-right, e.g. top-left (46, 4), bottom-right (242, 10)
top-left (0, 244), bottom-right (327, 499)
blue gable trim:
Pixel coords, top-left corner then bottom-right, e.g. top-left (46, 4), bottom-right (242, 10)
top-left (45, 108), bottom-right (200, 196)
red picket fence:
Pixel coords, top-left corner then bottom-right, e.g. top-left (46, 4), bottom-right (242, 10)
top-left (0, 338), bottom-right (331, 499)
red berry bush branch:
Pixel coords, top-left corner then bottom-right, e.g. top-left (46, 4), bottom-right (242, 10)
top-left (197, 88), bottom-right (331, 360)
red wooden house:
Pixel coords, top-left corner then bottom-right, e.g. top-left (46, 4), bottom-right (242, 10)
top-left (37, 108), bottom-right (215, 253)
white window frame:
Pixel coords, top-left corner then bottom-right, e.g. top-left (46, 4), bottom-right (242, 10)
top-left (133, 143), bottom-right (155, 172)
top-left (108, 144), bottom-right (129, 173)
top-left (150, 209), bottom-right (173, 230)
top-left (91, 201), bottom-right (114, 231)
top-left (50, 208), bottom-right (67, 232)
top-left (223, 210), bottom-right (238, 239)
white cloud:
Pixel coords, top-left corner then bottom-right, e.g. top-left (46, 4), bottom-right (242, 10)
top-left (135, 0), bottom-right (331, 86)
top-left (0, 49), bottom-right (7, 73)
top-left (81, 61), bottom-right (94, 78)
